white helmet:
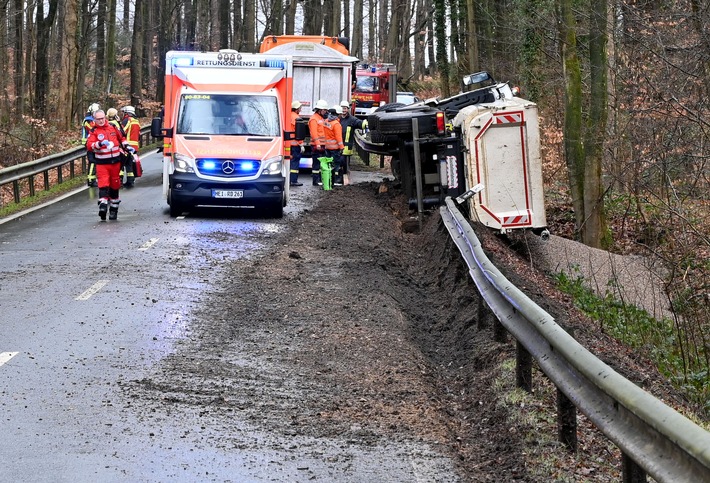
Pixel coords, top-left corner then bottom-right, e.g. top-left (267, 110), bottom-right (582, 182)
top-left (121, 105), bottom-right (136, 115)
top-left (291, 101), bottom-right (302, 109)
top-left (332, 105), bottom-right (343, 114)
top-left (88, 103), bottom-right (100, 114)
top-left (314, 99), bottom-right (329, 110)
top-left (340, 100), bottom-right (350, 108)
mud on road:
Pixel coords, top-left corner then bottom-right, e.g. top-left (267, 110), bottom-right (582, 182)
top-left (120, 173), bottom-right (688, 481)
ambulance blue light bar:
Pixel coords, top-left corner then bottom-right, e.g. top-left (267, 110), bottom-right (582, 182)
top-left (264, 59), bottom-right (286, 69)
top-left (172, 56), bottom-right (194, 67)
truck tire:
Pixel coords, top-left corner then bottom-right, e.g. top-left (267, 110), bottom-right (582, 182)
top-left (378, 107), bottom-right (439, 135)
top-left (367, 103), bottom-right (405, 131)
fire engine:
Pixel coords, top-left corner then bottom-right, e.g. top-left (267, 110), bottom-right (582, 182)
top-left (352, 63), bottom-right (397, 118)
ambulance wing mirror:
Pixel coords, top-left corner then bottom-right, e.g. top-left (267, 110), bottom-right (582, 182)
top-left (151, 117), bottom-right (172, 139)
top-left (294, 119), bottom-right (309, 141)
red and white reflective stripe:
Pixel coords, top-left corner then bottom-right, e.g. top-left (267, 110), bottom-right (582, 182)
top-left (502, 213), bottom-right (530, 226)
top-left (494, 112), bottom-right (523, 124)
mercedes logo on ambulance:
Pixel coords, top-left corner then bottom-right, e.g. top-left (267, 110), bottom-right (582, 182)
top-left (222, 160), bottom-right (235, 174)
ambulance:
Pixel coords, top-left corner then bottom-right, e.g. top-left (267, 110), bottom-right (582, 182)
top-left (152, 50), bottom-right (300, 218)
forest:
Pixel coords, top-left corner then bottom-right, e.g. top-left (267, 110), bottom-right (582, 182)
top-left (0, 0), bottom-right (708, 410)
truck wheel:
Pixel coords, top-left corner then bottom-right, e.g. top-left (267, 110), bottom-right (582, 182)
top-left (168, 190), bottom-right (184, 217)
top-left (378, 108), bottom-right (439, 135)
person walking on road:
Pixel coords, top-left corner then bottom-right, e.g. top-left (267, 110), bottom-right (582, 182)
top-left (308, 99), bottom-right (330, 186)
top-left (82, 103), bottom-right (101, 187)
top-left (289, 101), bottom-right (304, 186)
top-left (339, 100), bottom-right (366, 180)
top-left (86, 110), bottom-right (136, 221)
top-left (120, 105), bottom-right (141, 188)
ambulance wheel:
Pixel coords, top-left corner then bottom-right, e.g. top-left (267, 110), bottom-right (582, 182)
top-left (168, 190), bottom-right (184, 217)
top-left (269, 201), bottom-right (284, 218)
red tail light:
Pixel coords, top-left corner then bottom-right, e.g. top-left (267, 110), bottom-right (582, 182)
top-left (436, 112), bottom-right (445, 134)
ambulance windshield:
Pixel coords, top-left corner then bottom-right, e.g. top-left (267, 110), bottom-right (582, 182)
top-left (176, 94), bottom-right (280, 136)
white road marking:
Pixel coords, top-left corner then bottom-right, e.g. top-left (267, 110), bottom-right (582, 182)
top-left (138, 237), bottom-right (159, 251)
top-left (0, 352), bottom-right (19, 367)
top-left (75, 280), bottom-right (109, 300)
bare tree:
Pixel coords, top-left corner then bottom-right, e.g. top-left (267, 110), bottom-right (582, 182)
top-left (34, 0), bottom-right (59, 117)
top-left (59, 0), bottom-right (80, 129)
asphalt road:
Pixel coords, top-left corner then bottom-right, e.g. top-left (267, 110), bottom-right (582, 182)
top-left (0, 154), bottom-right (457, 482)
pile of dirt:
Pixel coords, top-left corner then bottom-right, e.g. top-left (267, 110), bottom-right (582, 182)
top-left (126, 174), bottom-right (700, 481)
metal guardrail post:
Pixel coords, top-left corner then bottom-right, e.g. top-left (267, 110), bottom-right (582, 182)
top-left (516, 340), bottom-right (532, 392)
top-left (557, 388), bottom-right (577, 451)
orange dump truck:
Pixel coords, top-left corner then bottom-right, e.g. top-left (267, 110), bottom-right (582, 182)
top-left (151, 49), bottom-right (303, 218)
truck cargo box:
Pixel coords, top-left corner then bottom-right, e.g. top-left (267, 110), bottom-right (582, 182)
top-left (454, 97), bottom-right (547, 232)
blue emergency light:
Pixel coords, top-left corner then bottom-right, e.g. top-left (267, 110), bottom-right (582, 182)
top-left (173, 56), bottom-right (194, 67)
top-left (264, 59), bottom-right (286, 69)
top-left (203, 160), bottom-right (217, 169)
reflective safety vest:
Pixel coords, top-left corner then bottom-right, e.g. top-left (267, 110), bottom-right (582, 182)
top-left (308, 112), bottom-right (327, 150)
top-left (122, 115), bottom-right (141, 149)
top-left (324, 117), bottom-right (344, 151)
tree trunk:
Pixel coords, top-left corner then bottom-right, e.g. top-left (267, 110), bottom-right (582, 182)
top-left (59, 0), bottom-right (79, 129)
top-left (413, 0), bottom-right (427, 79)
top-left (34, 0), bottom-right (59, 117)
top-left (368, 0), bottom-right (375, 60)
top-left (130, 0), bottom-right (144, 109)
top-left (582, 0), bottom-right (609, 248)
top-left (284, 0), bottom-right (296, 35)
top-left (75, 0), bottom-right (92, 122)
top-left (302, 0), bottom-right (322, 36)
top-left (0, 4), bottom-right (8, 121)
top-left (352, 0), bottom-right (363, 60)
top-left (106, 0), bottom-right (117, 93)
top-left (243, 0), bottom-right (256, 49)
top-left (434, 0), bottom-right (450, 97)
top-left (95, 0), bottom-right (106, 89)
top-left (13, 0), bottom-right (24, 115)
top-left (219, 0), bottom-right (230, 46)
top-left (232, 0), bottom-right (242, 49)
top-left (465, 0), bottom-right (479, 75)
top-left (559, 0), bottom-right (585, 239)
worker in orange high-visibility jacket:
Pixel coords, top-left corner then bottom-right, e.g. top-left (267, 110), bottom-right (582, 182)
top-left (86, 109), bottom-right (136, 221)
top-left (308, 99), bottom-right (330, 186)
top-left (288, 101), bottom-right (304, 186)
top-left (324, 105), bottom-right (345, 185)
top-left (120, 105), bottom-right (141, 187)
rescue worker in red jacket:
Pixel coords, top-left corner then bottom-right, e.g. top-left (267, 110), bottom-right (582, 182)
top-left (82, 103), bottom-right (100, 187)
top-left (86, 110), bottom-right (136, 221)
top-left (120, 105), bottom-right (141, 187)
top-left (288, 101), bottom-right (304, 186)
top-left (325, 105), bottom-right (345, 185)
top-left (308, 99), bottom-right (330, 185)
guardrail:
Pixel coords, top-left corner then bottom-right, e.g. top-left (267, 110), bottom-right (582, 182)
top-left (440, 197), bottom-right (710, 483)
top-left (0, 126), bottom-right (155, 206)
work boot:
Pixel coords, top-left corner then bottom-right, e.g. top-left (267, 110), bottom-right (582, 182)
top-left (98, 199), bottom-right (108, 221)
top-left (108, 200), bottom-right (120, 220)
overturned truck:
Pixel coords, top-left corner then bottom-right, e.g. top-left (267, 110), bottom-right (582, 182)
top-left (356, 72), bottom-right (548, 236)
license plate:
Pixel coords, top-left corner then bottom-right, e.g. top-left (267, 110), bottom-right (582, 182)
top-left (213, 190), bottom-right (244, 199)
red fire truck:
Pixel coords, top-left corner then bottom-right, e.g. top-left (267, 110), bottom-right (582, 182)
top-left (352, 63), bottom-right (397, 118)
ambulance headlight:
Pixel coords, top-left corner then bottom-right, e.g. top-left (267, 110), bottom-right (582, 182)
top-left (174, 153), bottom-right (195, 173)
top-left (261, 156), bottom-right (283, 176)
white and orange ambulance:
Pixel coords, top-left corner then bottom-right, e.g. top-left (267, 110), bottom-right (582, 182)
top-left (152, 50), bottom-right (304, 218)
